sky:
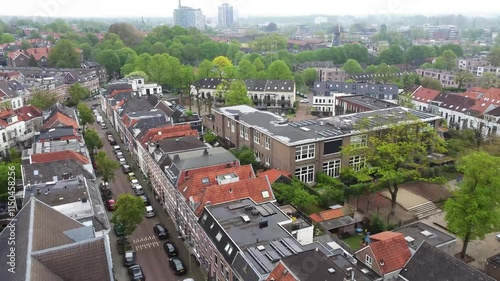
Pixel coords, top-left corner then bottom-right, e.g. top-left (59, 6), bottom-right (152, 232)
top-left (1, 0), bottom-right (499, 19)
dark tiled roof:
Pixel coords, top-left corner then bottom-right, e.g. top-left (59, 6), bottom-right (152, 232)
top-left (279, 249), bottom-right (346, 281)
top-left (434, 92), bottom-right (477, 113)
top-left (37, 126), bottom-right (78, 141)
top-left (23, 159), bottom-right (92, 186)
top-left (119, 98), bottom-right (155, 115)
top-left (264, 80), bottom-right (295, 93)
top-left (400, 242), bottom-right (495, 281)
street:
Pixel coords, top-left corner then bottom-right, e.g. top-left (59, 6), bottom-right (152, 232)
top-left (88, 102), bottom-right (205, 281)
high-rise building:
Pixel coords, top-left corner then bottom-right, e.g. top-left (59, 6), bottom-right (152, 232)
top-left (174, 0), bottom-right (205, 30)
top-left (218, 3), bottom-right (233, 28)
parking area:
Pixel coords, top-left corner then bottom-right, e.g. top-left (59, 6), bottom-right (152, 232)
top-left (88, 101), bottom-right (205, 281)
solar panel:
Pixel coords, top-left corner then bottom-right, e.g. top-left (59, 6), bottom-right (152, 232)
top-left (261, 203), bottom-right (277, 216)
top-left (289, 120), bottom-right (317, 128)
top-left (247, 248), bottom-right (275, 272)
top-left (318, 129), bottom-right (344, 138)
top-left (228, 202), bottom-right (247, 210)
top-left (270, 240), bottom-right (292, 256)
top-left (255, 206), bottom-right (270, 217)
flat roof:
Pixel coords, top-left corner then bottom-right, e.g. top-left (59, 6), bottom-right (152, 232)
top-left (157, 136), bottom-right (206, 154)
top-left (337, 95), bottom-right (398, 110)
top-left (216, 105), bottom-right (442, 146)
top-left (168, 147), bottom-right (237, 171)
top-left (394, 222), bottom-right (456, 250)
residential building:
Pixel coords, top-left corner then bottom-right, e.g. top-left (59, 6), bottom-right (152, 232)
top-left (287, 38), bottom-right (326, 52)
top-left (258, 169), bottom-right (291, 184)
top-left (399, 242), bottom-right (495, 281)
top-left (335, 95), bottom-right (398, 115)
top-left (296, 24), bottom-right (311, 37)
top-left (192, 78), bottom-right (296, 114)
top-left (312, 81), bottom-right (399, 116)
top-left (407, 86), bottom-right (441, 112)
top-left (354, 231), bottom-right (411, 280)
top-left (14, 105), bottom-right (43, 146)
top-left (309, 205), bottom-right (358, 236)
top-left (415, 68), bottom-right (478, 88)
top-left (114, 76), bottom-right (162, 96)
top-left (174, 0), bottom-right (205, 30)
top-left (422, 24), bottom-right (458, 40)
top-left (485, 253), bottom-right (500, 281)
top-left (0, 197), bottom-right (114, 281)
top-left (41, 103), bottom-right (79, 130)
top-left (199, 198), bottom-right (323, 281)
top-left (0, 80), bottom-right (27, 109)
top-left (394, 222), bottom-right (456, 255)
top-left (204, 105), bottom-right (441, 184)
top-left (294, 62), bottom-right (349, 82)
top-left (218, 3), bottom-right (234, 28)
top-left (457, 56), bottom-right (500, 77)
top-left (0, 110), bottom-right (26, 149)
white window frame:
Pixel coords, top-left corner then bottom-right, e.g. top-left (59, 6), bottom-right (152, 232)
top-left (264, 136), bottom-right (270, 150)
top-left (230, 120), bottom-right (235, 133)
top-left (365, 254), bottom-right (373, 266)
top-left (323, 159), bottom-right (341, 178)
top-left (295, 144), bottom-right (315, 161)
top-left (254, 131), bottom-right (260, 144)
top-left (240, 125), bottom-right (244, 138)
top-left (295, 164), bottom-right (315, 183)
top-left (351, 134), bottom-right (367, 147)
top-left (349, 155), bottom-right (366, 171)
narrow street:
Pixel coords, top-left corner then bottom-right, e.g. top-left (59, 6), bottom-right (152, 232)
top-left (87, 101), bottom-right (205, 281)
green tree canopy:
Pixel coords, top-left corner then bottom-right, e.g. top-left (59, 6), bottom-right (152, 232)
top-left (376, 45), bottom-right (404, 65)
top-left (445, 151), bottom-right (500, 259)
top-left (267, 60), bottom-right (293, 80)
top-left (67, 83), bottom-right (90, 106)
top-left (48, 39), bottom-right (81, 68)
top-left (487, 46), bottom-right (500, 67)
top-left (420, 77), bottom-right (442, 91)
top-left (125, 71), bottom-right (149, 83)
top-left (237, 59), bottom-right (257, 79)
top-left (83, 128), bottom-right (103, 156)
top-left (439, 50), bottom-right (457, 71)
top-left (272, 178), bottom-right (318, 209)
top-left (111, 194), bottom-right (145, 236)
top-left (29, 91), bottom-right (58, 110)
top-left (197, 59), bottom-right (215, 79)
top-left (224, 80), bottom-right (252, 106)
top-left (95, 151), bottom-right (120, 183)
top-left (77, 102), bottom-right (95, 131)
top-left (96, 49), bottom-right (121, 75)
top-left (343, 59), bottom-right (363, 75)
top-left (231, 146), bottom-right (257, 166)
top-left (212, 56), bottom-right (233, 78)
top-left (301, 68), bottom-right (318, 87)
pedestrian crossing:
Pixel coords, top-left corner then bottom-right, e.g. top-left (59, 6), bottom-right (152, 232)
top-left (131, 235), bottom-right (160, 251)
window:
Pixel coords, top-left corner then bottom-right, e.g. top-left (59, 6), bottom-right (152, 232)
top-left (265, 156), bottom-right (271, 166)
top-left (224, 243), bottom-right (233, 255)
top-left (201, 213), bottom-right (208, 224)
top-left (215, 232), bottom-right (222, 241)
top-left (350, 134), bottom-right (367, 147)
top-left (265, 136), bottom-right (270, 149)
top-left (323, 159), bottom-right (341, 178)
top-left (365, 254), bottom-right (373, 266)
top-left (295, 144), bottom-right (315, 161)
top-left (230, 120), bottom-right (235, 132)
top-left (240, 126), bottom-right (245, 138)
top-left (295, 165), bottom-right (315, 183)
top-left (324, 139), bottom-right (342, 155)
top-left (254, 132), bottom-right (260, 144)
top-left (227, 120), bottom-right (230, 128)
top-left (349, 155), bottom-right (365, 171)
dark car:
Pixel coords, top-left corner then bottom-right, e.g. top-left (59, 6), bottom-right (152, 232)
top-left (139, 195), bottom-right (150, 206)
top-left (153, 223), bottom-right (169, 240)
top-left (169, 257), bottom-right (186, 275)
top-left (122, 164), bottom-right (132, 173)
top-left (123, 250), bottom-right (136, 267)
top-left (128, 264), bottom-right (145, 281)
top-left (163, 241), bottom-right (178, 257)
top-left (109, 138), bottom-right (117, 145)
top-left (114, 223), bottom-right (125, 237)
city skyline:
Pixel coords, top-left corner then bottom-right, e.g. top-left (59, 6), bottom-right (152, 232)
top-left (1, 0), bottom-right (499, 19)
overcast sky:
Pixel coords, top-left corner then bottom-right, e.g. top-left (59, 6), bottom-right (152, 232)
top-left (1, 0), bottom-right (499, 19)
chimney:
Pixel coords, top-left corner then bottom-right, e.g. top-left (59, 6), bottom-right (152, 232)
top-left (203, 148), bottom-right (209, 156)
top-left (234, 115), bottom-right (240, 121)
top-left (173, 154), bottom-right (180, 161)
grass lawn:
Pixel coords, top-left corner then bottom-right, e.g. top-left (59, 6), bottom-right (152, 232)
top-left (343, 235), bottom-right (363, 251)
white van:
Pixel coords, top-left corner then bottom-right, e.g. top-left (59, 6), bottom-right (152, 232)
top-left (145, 206), bottom-right (155, 218)
top-left (116, 152), bottom-right (123, 158)
top-left (113, 145), bottom-right (120, 151)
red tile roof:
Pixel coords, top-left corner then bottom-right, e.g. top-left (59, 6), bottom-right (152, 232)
top-left (176, 163), bottom-right (240, 186)
top-left (31, 150), bottom-right (89, 165)
top-left (459, 87), bottom-right (500, 114)
top-left (266, 263), bottom-right (297, 281)
top-left (140, 124), bottom-right (198, 144)
top-left (109, 89), bottom-right (133, 98)
top-left (412, 87), bottom-right (441, 103)
top-left (42, 112), bottom-right (78, 130)
top-left (368, 232), bottom-right (411, 275)
top-left (0, 110), bottom-right (23, 126)
top-left (258, 169), bottom-right (290, 184)
top-left (179, 164), bottom-right (274, 216)
top-left (14, 105), bottom-right (42, 121)
top-left (309, 208), bottom-right (345, 222)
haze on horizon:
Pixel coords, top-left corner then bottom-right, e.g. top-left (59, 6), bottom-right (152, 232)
top-left (1, 0), bottom-right (499, 19)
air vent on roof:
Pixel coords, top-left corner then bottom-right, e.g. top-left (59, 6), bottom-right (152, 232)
top-left (328, 268), bottom-right (336, 273)
top-left (421, 230), bottom-right (433, 237)
top-left (244, 205), bottom-right (254, 211)
top-left (241, 215), bottom-right (250, 223)
top-left (257, 245), bottom-right (265, 251)
top-left (405, 236), bottom-right (415, 243)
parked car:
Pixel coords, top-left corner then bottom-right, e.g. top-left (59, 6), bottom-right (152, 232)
top-left (128, 172), bottom-right (136, 180)
top-left (300, 99), bottom-right (309, 103)
top-left (169, 257), bottom-right (186, 275)
top-left (123, 250), bottom-right (136, 267)
top-left (119, 158), bottom-right (126, 165)
top-left (101, 122), bottom-right (107, 129)
top-left (114, 223), bottom-right (125, 236)
top-left (163, 241), bottom-right (178, 257)
top-left (134, 185), bottom-right (144, 196)
top-left (145, 206), bottom-right (155, 218)
top-left (116, 151), bottom-right (124, 158)
top-left (139, 195), bottom-right (150, 206)
top-left (153, 223), bottom-right (169, 240)
top-left (113, 145), bottom-right (121, 151)
top-left (122, 164), bottom-right (132, 173)
top-left (128, 264), bottom-right (145, 281)
top-left (182, 279), bottom-right (195, 281)
top-left (130, 179), bottom-right (139, 186)
top-left (106, 199), bottom-right (116, 211)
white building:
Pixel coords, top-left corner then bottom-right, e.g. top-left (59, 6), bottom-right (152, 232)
top-left (0, 80), bottom-right (27, 110)
top-left (0, 110), bottom-right (26, 149)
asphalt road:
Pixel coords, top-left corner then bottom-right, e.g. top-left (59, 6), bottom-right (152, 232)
top-left (87, 101), bottom-right (205, 281)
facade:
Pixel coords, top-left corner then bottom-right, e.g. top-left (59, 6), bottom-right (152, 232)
top-left (174, 1), bottom-right (205, 30)
top-left (485, 253), bottom-right (500, 281)
top-left (14, 105), bottom-right (43, 145)
top-left (0, 80), bottom-right (27, 110)
top-left (218, 3), bottom-right (234, 28)
top-left (294, 61), bottom-right (349, 82)
top-left (415, 68), bottom-right (477, 89)
top-left (335, 95), bottom-right (398, 116)
top-left (203, 105), bottom-right (441, 184)
top-left (0, 110), bottom-right (26, 149)
top-left (407, 86), bottom-right (441, 112)
top-left (192, 78), bottom-right (296, 114)
top-left (312, 81), bottom-right (399, 116)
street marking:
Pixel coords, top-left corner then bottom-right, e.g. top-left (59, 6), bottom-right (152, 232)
top-left (131, 236), bottom-right (161, 252)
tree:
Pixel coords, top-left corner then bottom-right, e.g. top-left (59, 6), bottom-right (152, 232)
top-left (225, 80), bottom-right (252, 106)
top-left (199, 41), bottom-right (221, 60)
top-left (125, 71), bottom-right (149, 83)
top-left (231, 146), bottom-right (257, 167)
top-left (203, 130), bottom-right (218, 145)
top-left (0, 163), bottom-right (21, 203)
top-left (48, 39), bottom-right (81, 68)
top-left (197, 59), bottom-right (215, 79)
top-left (83, 129), bottom-right (103, 156)
top-left (343, 119), bottom-right (446, 215)
top-left (29, 91), bottom-right (57, 110)
top-left (421, 77), bottom-right (442, 91)
top-left (343, 59), bottom-right (363, 75)
top-left (444, 151), bottom-right (500, 259)
top-left (480, 72), bottom-right (499, 88)
top-left (440, 50), bottom-right (457, 71)
top-left (301, 68), bottom-right (318, 87)
top-left (267, 60), bottom-right (293, 80)
top-left (111, 194), bottom-right (144, 236)
top-left (67, 83), bottom-right (90, 106)
top-left (487, 46), bottom-right (500, 66)
top-left (237, 59), bottom-right (257, 79)
top-left (108, 23), bottom-right (143, 46)
top-left (176, 65), bottom-right (195, 102)
top-left (454, 70), bottom-right (475, 89)
top-left (272, 178), bottom-right (318, 209)
top-left (77, 102), bottom-right (95, 131)
top-left (95, 151), bottom-right (120, 183)
top-left (96, 49), bottom-right (121, 76)
top-left (20, 39), bottom-right (32, 50)
top-left (439, 44), bottom-right (464, 58)
top-left (79, 43), bottom-right (92, 60)
top-left (212, 56), bottom-right (233, 78)
top-left (376, 45), bottom-right (404, 65)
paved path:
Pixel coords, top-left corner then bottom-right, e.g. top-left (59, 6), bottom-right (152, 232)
top-left (89, 101), bottom-right (205, 281)
top-left (380, 188), bottom-right (429, 210)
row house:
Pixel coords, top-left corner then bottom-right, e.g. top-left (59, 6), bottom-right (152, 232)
top-left (458, 56), bottom-right (500, 77)
top-left (192, 78), bottom-right (296, 114)
top-left (407, 86), bottom-right (442, 112)
top-left (8, 47), bottom-right (84, 68)
top-left (204, 105), bottom-right (442, 184)
top-left (41, 103), bottom-right (79, 130)
top-left (415, 68), bottom-right (478, 89)
top-left (294, 61), bottom-right (349, 82)
top-left (335, 95), bottom-right (398, 116)
top-left (0, 80), bottom-right (27, 110)
top-left (14, 105), bottom-right (43, 146)
top-left (312, 81), bottom-right (399, 117)
top-left (0, 110), bottom-right (26, 151)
